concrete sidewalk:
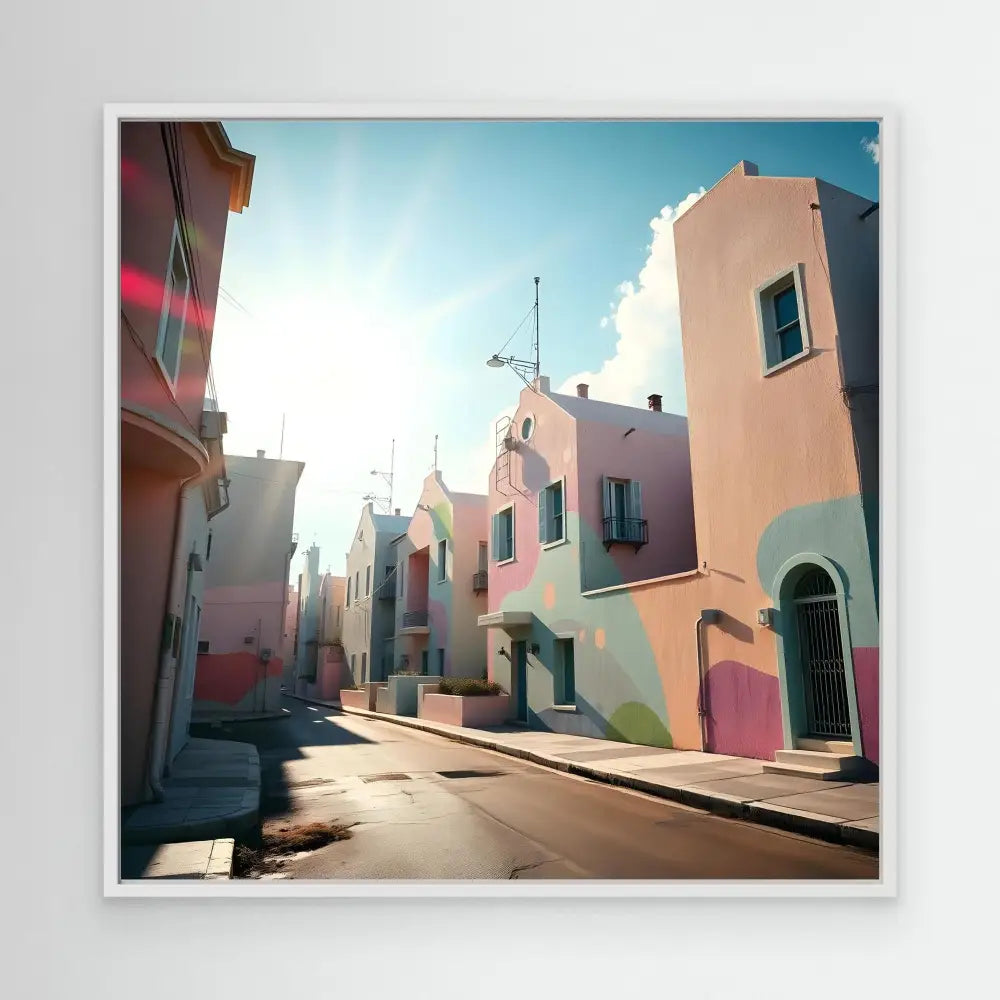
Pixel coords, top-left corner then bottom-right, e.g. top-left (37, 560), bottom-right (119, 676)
top-left (122, 738), bottom-right (260, 847)
top-left (333, 703), bottom-right (879, 850)
top-left (121, 838), bottom-right (235, 880)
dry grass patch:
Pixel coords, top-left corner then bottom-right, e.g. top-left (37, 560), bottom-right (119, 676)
top-left (233, 821), bottom-right (354, 878)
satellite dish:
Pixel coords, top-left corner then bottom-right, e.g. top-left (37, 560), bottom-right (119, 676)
top-left (486, 355), bottom-right (505, 369)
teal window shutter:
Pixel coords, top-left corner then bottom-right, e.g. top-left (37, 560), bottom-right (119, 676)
top-left (491, 513), bottom-right (499, 561)
top-left (538, 486), bottom-right (548, 543)
top-left (601, 476), bottom-right (612, 520)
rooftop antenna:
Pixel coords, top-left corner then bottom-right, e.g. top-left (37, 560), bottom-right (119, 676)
top-left (365, 438), bottom-right (395, 513)
top-left (279, 412), bottom-right (286, 459)
top-left (486, 276), bottom-right (541, 390)
top-left (433, 434), bottom-right (438, 473)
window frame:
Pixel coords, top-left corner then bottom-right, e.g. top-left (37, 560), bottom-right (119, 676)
top-left (492, 503), bottom-right (516, 565)
top-left (437, 538), bottom-right (448, 583)
top-left (753, 263), bottom-right (812, 376)
top-left (365, 565), bottom-right (371, 597)
top-left (554, 636), bottom-right (576, 707)
top-left (154, 221), bottom-right (192, 394)
top-left (539, 476), bottom-right (568, 548)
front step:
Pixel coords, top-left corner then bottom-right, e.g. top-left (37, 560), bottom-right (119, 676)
top-left (763, 749), bottom-right (873, 781)
top-left (795, 738), bottom-right (854, 755)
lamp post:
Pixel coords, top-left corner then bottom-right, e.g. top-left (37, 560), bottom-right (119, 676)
top-left (366, 438), bottom-right (395, 513)
top-left (486, 277), bottom-right (540, 389)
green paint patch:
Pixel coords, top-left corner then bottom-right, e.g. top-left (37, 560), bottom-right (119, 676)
top-left (605, 702), bottom-right (673, 749)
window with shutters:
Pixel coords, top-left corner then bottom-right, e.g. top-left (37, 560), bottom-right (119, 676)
top-left (753, 263), bottom-right (812, 375)
top-left (491, 505), bottom-right (515, 563)
top-left (601, 476), bottom-right (647, 550)
top-left (539, 478), bottom-right (566, 546)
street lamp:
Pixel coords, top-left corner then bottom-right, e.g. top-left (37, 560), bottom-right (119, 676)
top-left (366, 438), bottom-right (395, 513)
top-left (485, 277), bottom-right (541, 389)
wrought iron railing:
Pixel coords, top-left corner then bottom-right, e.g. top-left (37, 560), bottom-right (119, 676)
top-left (377, 576), bottom-right (396, 599)
top-left (602, 516), bottom-right (648, 550)
top-left (401, 610), bottom-right (429, 629)
top-left (472, 571), bottom-right (488, 592)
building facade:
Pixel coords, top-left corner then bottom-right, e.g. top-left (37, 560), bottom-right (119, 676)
top-left (194, 450), bottom-right (304, 718)
top-left (342, 504), bottom-right (410, 684)
top-left (392, 471), bottom-right (489, 678)
top-left (119, 120), bottom-right (253, 806)
top-left (482, 161), bottom-right (879, 776)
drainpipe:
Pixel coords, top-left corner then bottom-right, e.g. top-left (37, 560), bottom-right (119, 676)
top-left (146, 478), bottom-right (199, 801)
top-left (695, 610), bottom-right (720, 752)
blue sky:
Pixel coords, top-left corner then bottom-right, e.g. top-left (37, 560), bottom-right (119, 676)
top-left (209, 119), bottom-right (879, 580)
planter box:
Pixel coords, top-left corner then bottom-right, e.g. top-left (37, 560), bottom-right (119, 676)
top-left (375, 675), bottom-right (443, 716)
top-left (419, 693), bottom-right (510, 728)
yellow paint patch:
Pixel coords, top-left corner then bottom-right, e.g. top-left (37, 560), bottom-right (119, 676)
top-left (595, 627), bottom-right (606, 649)
top-left (543, 582), bottom-right (556, 609)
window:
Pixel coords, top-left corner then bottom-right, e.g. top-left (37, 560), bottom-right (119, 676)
top-left (520, 414), bottom-right (535, 441)
top-left (539, 479), bottom-right (565, 544)
top-left (478, 542), bottom-right (488, 573)
top-left (361, 652), bottom-right (367, 683)
top-left (438, 539), bottom-right (447, 581)
top-left (346, 578), bottom-right (351, 606)
top-left (197, 640), bottom-right (210, 654)
top-left (400, 560), bottom-right (405, 596)
top-left (355, 571), bottom-right (360, 601)
top-left (754, 264), bottom-right (812, 374)
top-left (601, 477), bottom-right (645, 545)
top-left (351, 653), bottom-right (356, 675)
top-left (206, 531), bottom-right (213, 562)
top-left (437, 648), bottom-right (445, 674)
top-left (365, 565), bottom-right (371, 596)
top-left (154, 223), bottom-right (191, 391)
top-left (491, 505), bottom-right (515, 562)
top-left (556, 638), bottom-right (576, 705)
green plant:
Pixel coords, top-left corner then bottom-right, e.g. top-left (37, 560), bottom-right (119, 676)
top-left (438, 677), bottom-right (506, 697)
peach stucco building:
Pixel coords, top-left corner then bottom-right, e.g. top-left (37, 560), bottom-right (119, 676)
top-left (482, 161), bottom-right (879, 779)
top-left (119, 121), bottom-right (254, 807)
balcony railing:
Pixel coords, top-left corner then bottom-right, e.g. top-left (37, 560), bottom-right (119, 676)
top-left (401, 610), bottom-right (429, 629)
top-left (377, 576), bottom-right (396, 600)
top-left (602, 516), bottom-right (648, 551)
top-left (472, 570), bottom-right (488, 593)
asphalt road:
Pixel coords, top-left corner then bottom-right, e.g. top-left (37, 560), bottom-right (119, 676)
top-left (205, 696), bottom-right (878, 881)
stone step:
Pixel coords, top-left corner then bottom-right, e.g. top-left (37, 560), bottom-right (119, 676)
top-left (763, 749), bottom-right (872, 781)
top-left (796, 737), bottom-right (854, 754)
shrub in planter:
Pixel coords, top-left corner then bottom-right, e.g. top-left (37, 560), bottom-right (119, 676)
top-left (438, 677), bottom-right (506, 697)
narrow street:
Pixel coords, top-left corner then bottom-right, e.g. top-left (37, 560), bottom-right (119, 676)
top-left (199, 697), bottom-right (878, 880)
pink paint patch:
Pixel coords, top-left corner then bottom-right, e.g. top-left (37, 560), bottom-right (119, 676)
top-left (194, 652), bottom-right (283, 706)
top-left (703, 660), bottom-right (784, 761)
top-left (851, 647), bottom-right (879, 765)
top-left (543, 582), bottom-right (556, 609)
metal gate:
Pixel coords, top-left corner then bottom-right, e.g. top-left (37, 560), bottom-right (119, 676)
top-left (793, 568), bottom-right (852, 738)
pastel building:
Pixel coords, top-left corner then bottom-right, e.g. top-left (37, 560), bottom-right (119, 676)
top-left (194, 450), bottom-right (304, 718)
top-left (342, 504), bottom-right (410, 684)
top-left (482, 161), bottom-right (879, 779)
top-left (291, 547), bottom-right (349, 701)
top-left (119, 120), bottom-right (253, 806)
top-left (391, 471), bottom-right (489, 677)
top-left (280, 584), bottom-right (298, 688)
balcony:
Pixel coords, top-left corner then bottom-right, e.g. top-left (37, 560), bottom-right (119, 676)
top-left (602, 516), bottom-right (648, 552)
top-left (399, 609), bottom-right (430, 636)
top-left (472, 571), bottom-right (488, 593)
top-left (377, 575), bottom-right (396, 600)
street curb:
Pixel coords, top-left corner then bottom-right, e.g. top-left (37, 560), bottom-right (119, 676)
top-left (328, 701), bottom-right (879, 853)
top-left (283, 692), bottom-right (342, 709)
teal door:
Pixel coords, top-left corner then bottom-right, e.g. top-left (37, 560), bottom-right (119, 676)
top-left (512, 640), bottom-right (528, 722)
top-left (421, 649), bottom-right (429, 675)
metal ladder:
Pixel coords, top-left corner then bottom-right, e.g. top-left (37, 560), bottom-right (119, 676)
top-left (495, 415), bottom-right (513, 495)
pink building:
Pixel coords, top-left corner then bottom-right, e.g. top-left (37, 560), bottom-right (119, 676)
top-left (119, 121), bottom-right (254, 806)
top-left (481, 161), bottom-right (879, 779)
top-left (391, 471), bottom-right (489, 678)
top-left (280, 584), bottom-right (298, 688)
top-left (193, 450), bottom-right (304, 718)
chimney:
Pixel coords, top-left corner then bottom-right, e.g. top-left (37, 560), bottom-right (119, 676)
top-left (256, 449), bottom-right (265, 459)
top-left (576, 383), bottom-right (589, 398)
top-left (394, 508), bottom-right (401, 516)
top-left (647, 394), bottom-right (662, 413)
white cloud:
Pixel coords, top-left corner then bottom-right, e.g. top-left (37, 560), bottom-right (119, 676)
top-left (862, 136), bottom-right (880, 164)
top-left (599, 316), bottom-right (608, 329)
top-left (556, 187), bottom-right (706, 413)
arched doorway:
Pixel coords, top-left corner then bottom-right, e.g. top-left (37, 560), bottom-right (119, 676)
top-left (792, 567), bottom-right (852, 738)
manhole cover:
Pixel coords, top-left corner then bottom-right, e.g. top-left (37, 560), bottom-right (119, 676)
top-left (361, 773), bottom-right (412, 783)
top-left (436, 769), bottom-right (506, 779)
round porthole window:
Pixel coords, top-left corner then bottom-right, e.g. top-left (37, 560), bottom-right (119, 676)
top-left (520, 415), bottom-right (535, 441)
